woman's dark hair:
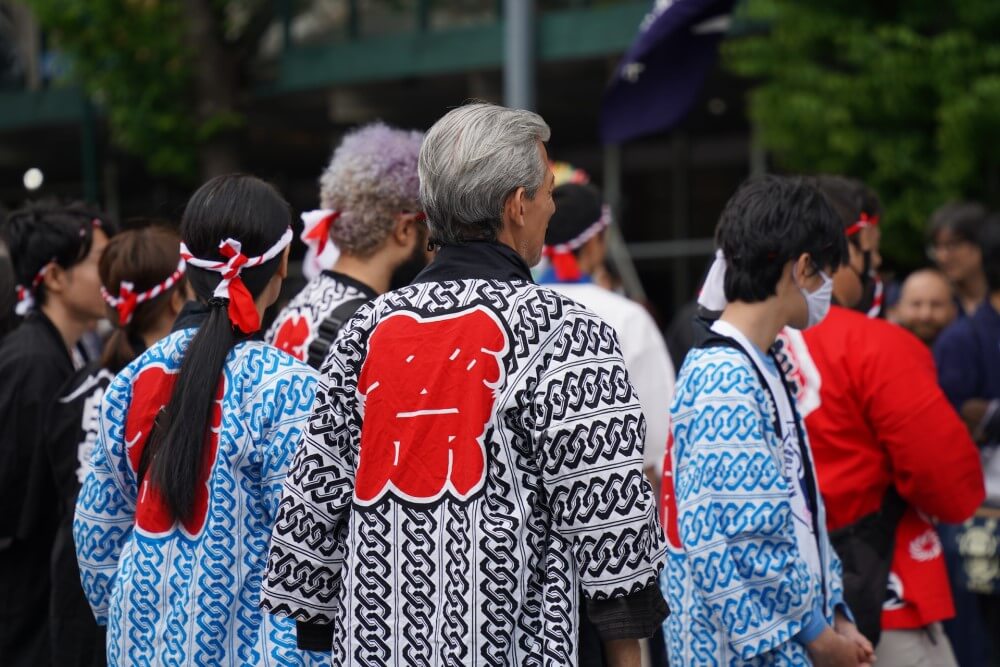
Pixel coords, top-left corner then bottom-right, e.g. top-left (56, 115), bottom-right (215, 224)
top-left (980, 215), bottom-right (1000, 294)
top-left (99, 226), bottom-right (187, 374)
top-left (928, 201), bottom-right (987, 245)
top-left (546, 183), bottom-right (603, 251)
top-left (717, 175), bottom-right (847, 303)
top-left (0, 201), bottom-right (115, 312)
top-left (142, 174), bottom-right (292, 524)
top-left (813, 174), bottom-right (881, 238)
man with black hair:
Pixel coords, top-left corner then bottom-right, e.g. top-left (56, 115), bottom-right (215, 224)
top-left (663, 176), bottom-right (873, 667)
top-left (0, 203), bottom-right (112, 666)
top-left (933, 217), bottom-right (1000, 664)
top-left (929, 201), bottom-right (989, 317)
top-left (771, 179), bottom-right (982, 666)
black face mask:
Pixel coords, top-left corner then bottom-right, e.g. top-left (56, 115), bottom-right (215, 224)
top-left (851, 246), bottom-right (878, 315)
top-left (389, 236), bottom-right (431, 291)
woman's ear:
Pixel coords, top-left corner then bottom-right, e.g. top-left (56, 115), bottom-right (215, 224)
top-left (277, 245), bottom-right (290, 280)
top-left (42, 262), bottom-right (67, 296)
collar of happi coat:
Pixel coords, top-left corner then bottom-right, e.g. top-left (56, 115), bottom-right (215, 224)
top-left (413, 240), bottom-right (534, 284)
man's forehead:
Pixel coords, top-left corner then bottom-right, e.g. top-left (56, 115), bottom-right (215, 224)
top-left (902, 272), bottom-right (953, 299)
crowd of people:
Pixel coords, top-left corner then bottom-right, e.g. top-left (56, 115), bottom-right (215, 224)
top-left (0, 102), bottom-right (995, 667)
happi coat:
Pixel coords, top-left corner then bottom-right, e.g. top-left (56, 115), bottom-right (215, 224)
top-left (662, 333), bottom-right (849, 666)
top-left (267, 271), bottom-right (376, 368)
top-left (73, 304), bottom-right (325, 666)
top-left (261, 240), bottom-right (666, 666)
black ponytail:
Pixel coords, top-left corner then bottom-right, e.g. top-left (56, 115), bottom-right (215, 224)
top-left (141, 174), bottom-right (291, 524)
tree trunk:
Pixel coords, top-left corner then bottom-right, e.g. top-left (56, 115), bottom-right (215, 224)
top-left (181, 0), bottom-right (242, 180)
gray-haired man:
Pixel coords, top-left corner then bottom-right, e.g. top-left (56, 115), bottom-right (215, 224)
top-left (261, 103), bottom-right (668, 666)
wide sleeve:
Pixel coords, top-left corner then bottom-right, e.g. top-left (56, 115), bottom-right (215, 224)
top-left (530, 312), bottom-right (666, 615)
top-left (621, 308), bottom-right (675, 477)
top-left (247, 351), bottom-right (318, 526)
top-left (867, 327), bottom-right (984, 522)
top-left (672, 354), bottom-right (822, 660)
top-left (260, 333), bottom-right (360, 626)
top-left (72, 371), bottom-right (137, 626)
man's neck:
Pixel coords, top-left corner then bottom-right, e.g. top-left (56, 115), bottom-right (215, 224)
top-left (331, 254), bottom-right (390, 295)
top-left (957, 272), bottom-right (988, 314)
top-left (40, 301), bottom-right (90, 355)
top-left (719, 300), bottom-right (788, 354)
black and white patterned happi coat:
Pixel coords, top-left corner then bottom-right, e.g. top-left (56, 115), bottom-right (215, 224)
top-left (261, 242), bottom-right (665, 666)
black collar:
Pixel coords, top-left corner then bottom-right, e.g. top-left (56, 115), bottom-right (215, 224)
top-left (171, 301), bottom-right (211, 333)
top-left (413, 240), bottom-right (534, 284)
top-left (322, 270), bottom-right (379, 299)
top-left (26, 310), bottom-right (73, 368)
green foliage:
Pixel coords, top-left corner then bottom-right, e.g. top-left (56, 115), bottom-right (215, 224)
top-left (26, 0), bottom-right (199, 177)
top-left (25, 0), bottom-right (271, 179)
top-left (724, 0), bottom-right (1000, 266)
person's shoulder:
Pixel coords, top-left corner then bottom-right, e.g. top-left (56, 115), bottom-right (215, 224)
top-left (933, 316), bottom-right (976, 354)
top-left (57, 362), bottom-right (113, 404)
top-left (676, 344), bottom-right (758, 395)
top-left (238, 340), bottom-right (318, 378)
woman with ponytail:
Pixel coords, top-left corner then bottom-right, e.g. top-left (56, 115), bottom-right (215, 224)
top-left (74, 175), bottom-right (324, 666)
top-left (44, 224), bottom-right (189, 667)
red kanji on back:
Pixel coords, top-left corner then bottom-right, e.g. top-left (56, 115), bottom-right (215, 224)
top-left (272, 315), bottom-right (311, 361)
top-left (355, 306), bottom-right (508, 505)
top-left (125, 364), bottom-right (222, 537)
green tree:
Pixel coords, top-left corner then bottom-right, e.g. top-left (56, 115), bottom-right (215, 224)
top-left (24, 0), bottom-right (279, 180)
top-left (724, 0), bottom-right (1000, 265)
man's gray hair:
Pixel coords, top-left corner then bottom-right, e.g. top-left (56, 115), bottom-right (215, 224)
top-left (419, 103), bottom-right (551, 245)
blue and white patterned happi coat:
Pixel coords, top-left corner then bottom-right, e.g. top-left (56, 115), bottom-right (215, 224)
top-left (74, 328), bottom-right (326, 666)
top-left (661, 346), bottom-right (848, 666)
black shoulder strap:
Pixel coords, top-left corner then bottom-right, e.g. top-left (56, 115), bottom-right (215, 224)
top-left (696, 332), bottom-right (824, 539)
top-left (306, 297), bottom-right (368, 370)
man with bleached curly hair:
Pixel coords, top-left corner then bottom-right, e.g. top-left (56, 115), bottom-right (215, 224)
top-left (267, 122), bottom-right (430, 369)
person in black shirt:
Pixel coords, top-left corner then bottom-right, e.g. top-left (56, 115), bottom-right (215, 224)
top-left (0, 202), bottom-right (113, 666)
top-left (44, 225), bottom-right (189, 667)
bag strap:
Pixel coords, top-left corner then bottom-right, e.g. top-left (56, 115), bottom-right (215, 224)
top-left (696, 333), bottom-right (826, 569)
top-left (305, 297), bottom-right (368, 370)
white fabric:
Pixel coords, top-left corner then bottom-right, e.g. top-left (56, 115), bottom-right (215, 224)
top-left (548, 282), bottom-right (675, 476)
top-left (300, 209), bottom-right (341, 280)
top-left (697, 249), bottom-right (727, 311)
top-left (711, 319), bottom-right (823, 580)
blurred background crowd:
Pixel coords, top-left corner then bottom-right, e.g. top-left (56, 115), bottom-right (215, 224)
top-left (0, 1), bottom-right (998, 666)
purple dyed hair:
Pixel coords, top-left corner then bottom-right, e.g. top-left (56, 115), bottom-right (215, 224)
top-left (319, 122), bottom-right (424, 256)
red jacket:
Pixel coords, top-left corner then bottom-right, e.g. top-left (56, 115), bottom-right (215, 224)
top-left (774, 306), bottom-right (984, 630)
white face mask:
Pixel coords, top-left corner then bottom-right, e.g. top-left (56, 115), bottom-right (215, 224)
top-left (796, 270), bottom-right (833, 329)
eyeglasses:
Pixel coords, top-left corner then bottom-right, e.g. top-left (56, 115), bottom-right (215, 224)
top-left (926, 238), bottom-right (973, 262)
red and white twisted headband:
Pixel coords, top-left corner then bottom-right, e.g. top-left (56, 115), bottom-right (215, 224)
top-left (14, 218), bottom-right (103, 316)
top-left (14, 261), bottom-right (54, 316)
top-left (180, 227), bottom-right (293, 334)
top-left (542, 204), bottom-right (612, 282)
top-left (101, 258), bottom-right (186, 326)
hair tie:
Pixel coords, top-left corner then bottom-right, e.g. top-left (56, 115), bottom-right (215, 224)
top-left (14, 259), bottom-right (55, 316)
top-left (180, 227), bottom-right (293, 334)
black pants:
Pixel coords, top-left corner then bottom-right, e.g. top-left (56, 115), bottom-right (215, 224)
top-left (0, 537), bottom-right (51, 666)
top-left (51, 521), bottom-right (106, 667)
